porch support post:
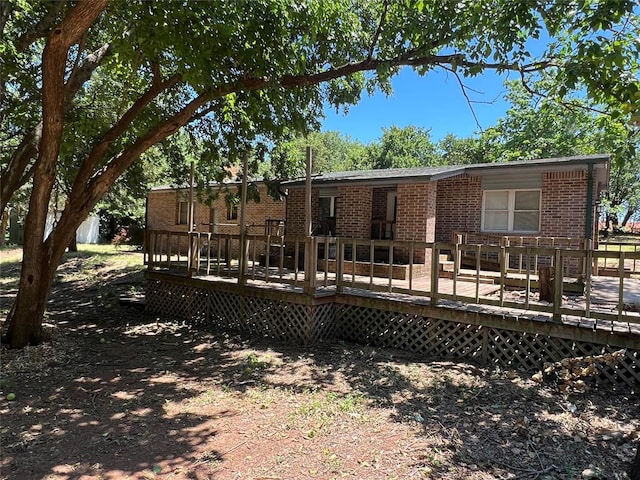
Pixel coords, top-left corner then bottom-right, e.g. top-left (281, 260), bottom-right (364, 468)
top-left (187, 161), bottom-right (195, 276)
top-left (238, 152), bottom-right (249, 285)
top-left (585, 162), bottom-right (594, 241)
top-left (304, 146), bottom-right (314, 291)
top-left (305, 146), bottom-right (312, 236)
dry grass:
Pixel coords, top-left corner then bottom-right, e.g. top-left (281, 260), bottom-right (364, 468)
top-left (0, 247), bottom-right (638, 479)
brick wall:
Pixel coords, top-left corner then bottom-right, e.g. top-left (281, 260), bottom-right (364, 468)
top-left (395, 182), bottom-right (437, 265)
top-left (435, 173), bottom-right (482, 242)
top-left (336, 185), bottom-right (372, 239)
top-left (336, 185), bottom-right (372, 260)
top-left (285, 188), bottom-right (322, 237)
top-left (147, 185), bottom-right (286, 256)
top-left (541, 171), bottom-right (590, 238)
top-left (435, 170), bottom-right (593, 242)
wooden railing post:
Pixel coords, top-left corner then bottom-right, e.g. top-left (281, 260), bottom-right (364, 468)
top-left (499, 245), bottom-right (506, 306)
top-left (147, 230), bottom-right (154, 270)
top-left (304, 236), bottom-right (316, 294)
top-left (455, 234), bottom-right (462, 276)
top-left (618, 251), bottom-right (625, 322)
top-left (187, 232), bottom-right (193, 276)
top-left (238, 233), bottom-right (248, 286)
top-left (430, 243), bottom-right (439, 307)
top-left (553, 248), bottom-right (563, 321)
top-left (585, 239), bottom-right (592, 318)
top-left (336, 238), bottom-right (344, 293)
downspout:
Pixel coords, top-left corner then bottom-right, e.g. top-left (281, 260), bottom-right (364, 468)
top-left (585, 162), bottom-right (594, 241)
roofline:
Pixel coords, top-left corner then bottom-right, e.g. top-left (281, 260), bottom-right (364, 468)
top-left (149, 178), bottom-right (269, 192)
top-left (284, 154), bottom-right (611, 188)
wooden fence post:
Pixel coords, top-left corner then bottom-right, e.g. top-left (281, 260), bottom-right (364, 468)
top-left (553, 249), bottom-right (563, 321)
top-left (430, 244), bottom-right (439, 307)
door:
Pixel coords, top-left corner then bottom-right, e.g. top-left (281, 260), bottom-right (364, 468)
top-left (386, 191), bottom-right (397, 239)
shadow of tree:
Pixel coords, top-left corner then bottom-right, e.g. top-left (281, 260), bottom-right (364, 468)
top-left (1, 251), bottom-right (638, 478)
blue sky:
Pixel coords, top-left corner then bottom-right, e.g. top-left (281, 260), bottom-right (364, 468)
top-left (321, 66), bottom-right (518, 145)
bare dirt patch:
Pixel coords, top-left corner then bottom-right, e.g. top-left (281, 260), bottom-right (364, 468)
top-left (1, 248), bottom-right (638, 479)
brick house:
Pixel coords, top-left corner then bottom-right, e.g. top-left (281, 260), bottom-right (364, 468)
top-left (284, 154), bottom-right (610, 271)
top-left (146, 181), bottom-right (286, 256)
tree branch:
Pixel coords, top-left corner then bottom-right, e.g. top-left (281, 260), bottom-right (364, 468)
top-left (16, 1), bottom-right (67, 52)
top-left (367, 0), bottom-right (389, 60)
top-left (1, 41), bottom-right (112, 211)
top-left (441, 66), bottom-right (482, 131)
top-left (518, 71), bottom-right (608, 115)
top-left (71, 73), bottom-right (182, 192)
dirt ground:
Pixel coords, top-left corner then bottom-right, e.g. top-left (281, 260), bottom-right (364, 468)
top-left (1, 247), bottom-right (638, 480)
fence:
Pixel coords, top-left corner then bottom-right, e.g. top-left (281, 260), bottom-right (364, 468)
top-left (144, 230), bottom-right (640, 326)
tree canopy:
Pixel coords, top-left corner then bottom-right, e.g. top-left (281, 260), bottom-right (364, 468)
top-left (2, 0), bottom-right (640, 347)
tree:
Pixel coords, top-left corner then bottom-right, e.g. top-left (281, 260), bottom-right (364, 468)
top-left (436, 133), bottom-right (488, 165)
top-left (270, 131), bottom-right (368, 178)
top-left (477, 80), bottom-right (640, 230)
top-left (2, 1), bottom-right (639, 348)
top-left (368, 125), bottom-right (438, 169)
top-left (479, 80), bottom-right (599, 162)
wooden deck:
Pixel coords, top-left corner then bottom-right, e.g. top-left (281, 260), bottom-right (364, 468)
top-left (146, 268), bottom-right (640, 388)
top-left (162, 264), bottom-right (640, 337)
top-left (144, 231), bottom-right (640, 388)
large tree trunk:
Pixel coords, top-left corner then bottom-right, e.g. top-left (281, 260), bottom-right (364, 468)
top-left (3, 1), bottom-right (109, 349)
top-left (0, 208), bottom-right (8, 246)
top-left (67, 234), bottom-right (78, 252)
top-left (4, 248), bottom-right (57, 347)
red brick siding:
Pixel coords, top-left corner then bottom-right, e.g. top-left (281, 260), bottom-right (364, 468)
top-left (285, 188), bottom-right (322, 236)
top-left (395, 182), bottom-right (437, 265)
top-left (435, 174), bottom-right (482, 242)
top-left (336, 185), bottom-right (372, 239)
top-left (541, 171), bottom-right (590, 238)
top-left (285, 188), bottom-right (305, 236)
top-left (147, 186), bottom-right (285, 255)
top-left (435, 170), bottom-right (593, 242)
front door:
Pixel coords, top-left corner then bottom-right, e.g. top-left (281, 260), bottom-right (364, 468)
top-left (386, 191), bottom-right (397, 239)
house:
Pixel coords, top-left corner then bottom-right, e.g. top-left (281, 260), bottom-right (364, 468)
top-left (283, 154), bottom-right (610, 274)
top-left (146, 180), bottom-right (286, 257)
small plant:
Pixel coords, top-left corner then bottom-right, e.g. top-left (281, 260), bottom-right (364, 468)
top-left (339, 392), bottom-right (364, 412)
top-left (245, 352), bottom-right (270, 370)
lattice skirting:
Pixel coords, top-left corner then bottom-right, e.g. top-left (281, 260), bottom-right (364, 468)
top-left (146, 279), bottom-right (336, 344)
top-left (335, 304), bottom-right (640, 389)
top-left (145, 277), bottom-right (638, 388)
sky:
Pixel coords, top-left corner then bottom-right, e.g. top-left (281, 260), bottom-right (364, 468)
top-left (321, 66), bottom-right (518, 145)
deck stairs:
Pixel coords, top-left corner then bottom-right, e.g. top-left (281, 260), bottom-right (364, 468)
top-left (438, 253), bottom-right (496, 284)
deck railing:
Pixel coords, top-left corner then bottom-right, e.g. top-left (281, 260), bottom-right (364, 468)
top-left (596, 239), bottom-right (640, 275)
top-left (144, 229), bottom-right (640, 326)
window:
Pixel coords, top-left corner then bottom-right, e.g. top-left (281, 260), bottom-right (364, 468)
top-left (226, 203), bottom-right (238, 221)
top-left (482, 190), bottom-right (540, 232)
top-left (177, 201), bottom-right (189, 225)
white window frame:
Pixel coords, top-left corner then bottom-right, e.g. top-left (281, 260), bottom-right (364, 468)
top-left (481, 189), bottom-right (541, 233)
